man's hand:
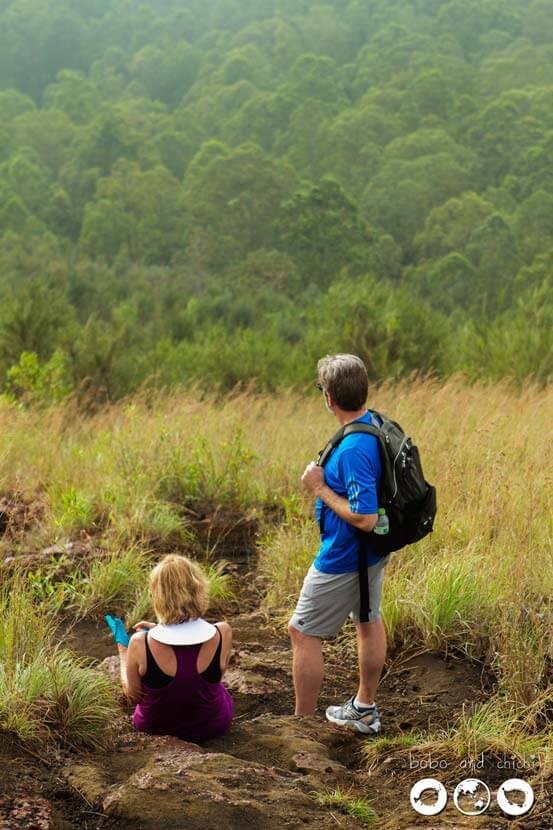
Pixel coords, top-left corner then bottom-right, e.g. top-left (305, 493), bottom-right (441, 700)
top-left (301, 461), bottom-right (325, 494)
top-left (302, 463), bottom-right (378, 533)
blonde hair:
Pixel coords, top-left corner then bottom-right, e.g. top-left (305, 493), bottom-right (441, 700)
top-left (150, 554), bottom-right (209, 624)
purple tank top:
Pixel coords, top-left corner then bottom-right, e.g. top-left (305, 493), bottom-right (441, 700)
top-left (133, 636), bottom-right (233, 741)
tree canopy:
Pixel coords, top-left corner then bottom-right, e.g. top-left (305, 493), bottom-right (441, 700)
top-left (0, 0), bottom-right (552, 400)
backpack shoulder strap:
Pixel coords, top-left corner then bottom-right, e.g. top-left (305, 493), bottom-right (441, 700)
top-left (316, 425), bottom-right (346, 467)
top-left (317, 413), bottom-right (384, 468)
top-left (342, 422), bottom-right (381, 439)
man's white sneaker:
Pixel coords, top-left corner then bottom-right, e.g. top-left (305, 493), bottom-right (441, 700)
top-left (325, 696), bottom-right (381, 735)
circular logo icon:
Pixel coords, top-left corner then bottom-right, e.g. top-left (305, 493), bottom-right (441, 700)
top-left (497, 779), bottom-right (535, 816)
top-left (410, 778), bottom-right (448, 816)
top-left (453, 778), bottom-right (491, 816)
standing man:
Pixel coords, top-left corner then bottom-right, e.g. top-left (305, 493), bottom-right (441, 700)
top-left (288, 353), bottom-right (390, 734)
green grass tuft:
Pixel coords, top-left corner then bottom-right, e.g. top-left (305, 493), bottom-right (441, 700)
top-left (204, 560), bottom-right (236, 602)
top-left (70, 546), bottom-right (149, 617)
top-left (0, 580), bottom-right (117, 749)
top-left (314, 788), bottom-right (378, 825)
top-left (51, 486), bottom-right (97, 534)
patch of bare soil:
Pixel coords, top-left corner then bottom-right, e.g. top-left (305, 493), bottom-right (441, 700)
top-left (0, 733), bottom-right (110, 830)
top-left (63, 619), bottom-right (117, 663)
top-left (0, 491), bottom-right (45, 542)
top-left (312, 630), bottom-right (483, 748)
top-left (186, 509), bottom-right (259, 560)
top-left (1, 537), bottom-right (107, 576)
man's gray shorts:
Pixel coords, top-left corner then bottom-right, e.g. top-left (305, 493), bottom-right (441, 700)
top-left (289, 556), bottom-right (391, 639)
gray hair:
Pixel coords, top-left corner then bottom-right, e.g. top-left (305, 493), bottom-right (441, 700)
top-left (317, 354), bottom-right (368, 411)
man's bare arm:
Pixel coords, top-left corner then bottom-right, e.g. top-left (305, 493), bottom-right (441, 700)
top-left (301, 461), bottom-right (377, 533)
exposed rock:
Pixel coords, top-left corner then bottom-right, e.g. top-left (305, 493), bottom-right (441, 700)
top-left (224, 665), bottom-right (283, 696)
top-left (97, 654), bottom-right (121, 683)
top-left (65, 728), bottom-right (360, 830)
top-left (234, 648), bottom-right (290, 673)
top-left (209, 714), bottom-right (351, 784)
top-left (290, 750), bottom-right (347, 777)
top-left (65, 764), bottom-right (111, 805)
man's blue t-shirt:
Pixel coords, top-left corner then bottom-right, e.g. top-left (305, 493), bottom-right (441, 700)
top-left (314, 410), bottom-right (382, 574)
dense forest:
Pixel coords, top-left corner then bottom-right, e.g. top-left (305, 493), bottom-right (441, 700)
top-left (0, 0), bottom-right (552, 401)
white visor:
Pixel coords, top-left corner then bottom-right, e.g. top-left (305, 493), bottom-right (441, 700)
top-left (149, 618), bottom-right (217, 645)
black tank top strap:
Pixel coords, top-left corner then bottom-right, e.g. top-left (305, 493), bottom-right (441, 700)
top-left (143, 630), bottom-right (173, 689)
top-left (200, 625), bottom-right (223, 683)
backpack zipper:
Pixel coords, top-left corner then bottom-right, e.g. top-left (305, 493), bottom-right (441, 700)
top-left (391, 436), bottom-right (407, 500)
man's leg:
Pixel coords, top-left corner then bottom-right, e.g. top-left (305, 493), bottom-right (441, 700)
top-left (355, 616), bottom-right (387, 705)
top-left (288, 623), bottom-right (324, 715)
top-left (325, 560), bottom-right (389, 733)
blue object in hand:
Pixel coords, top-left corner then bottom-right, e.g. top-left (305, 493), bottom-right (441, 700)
top-left (105, 614), bottom-right (130, 647)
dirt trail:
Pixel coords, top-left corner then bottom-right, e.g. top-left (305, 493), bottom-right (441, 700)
top-left (1, 516), bottom-right (551, 829)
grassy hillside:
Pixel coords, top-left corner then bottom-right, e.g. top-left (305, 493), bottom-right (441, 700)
top-left (1, 379), bottom-right (551, 747)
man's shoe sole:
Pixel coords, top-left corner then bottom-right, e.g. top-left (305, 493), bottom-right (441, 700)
top-left (325, 712), bottom-right (381, 735)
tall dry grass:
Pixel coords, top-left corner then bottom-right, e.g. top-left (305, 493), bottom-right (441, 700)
top-left (0, 377), bottom-right (551, 706)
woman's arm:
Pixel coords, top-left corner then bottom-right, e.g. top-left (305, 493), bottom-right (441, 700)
top-left (118, 633), bottom-right (145, 704)
top-left (215, 621), bottom-right (233, 677)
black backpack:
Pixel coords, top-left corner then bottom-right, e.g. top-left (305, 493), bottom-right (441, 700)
top-left (317, 410), bottom-right (437, 620)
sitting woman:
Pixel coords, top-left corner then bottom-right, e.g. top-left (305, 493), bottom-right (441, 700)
top-left (108, 553), bottom-right (233, 741)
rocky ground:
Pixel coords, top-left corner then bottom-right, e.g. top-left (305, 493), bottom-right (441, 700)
top-left (1, 505), bottom-right (551, 829)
